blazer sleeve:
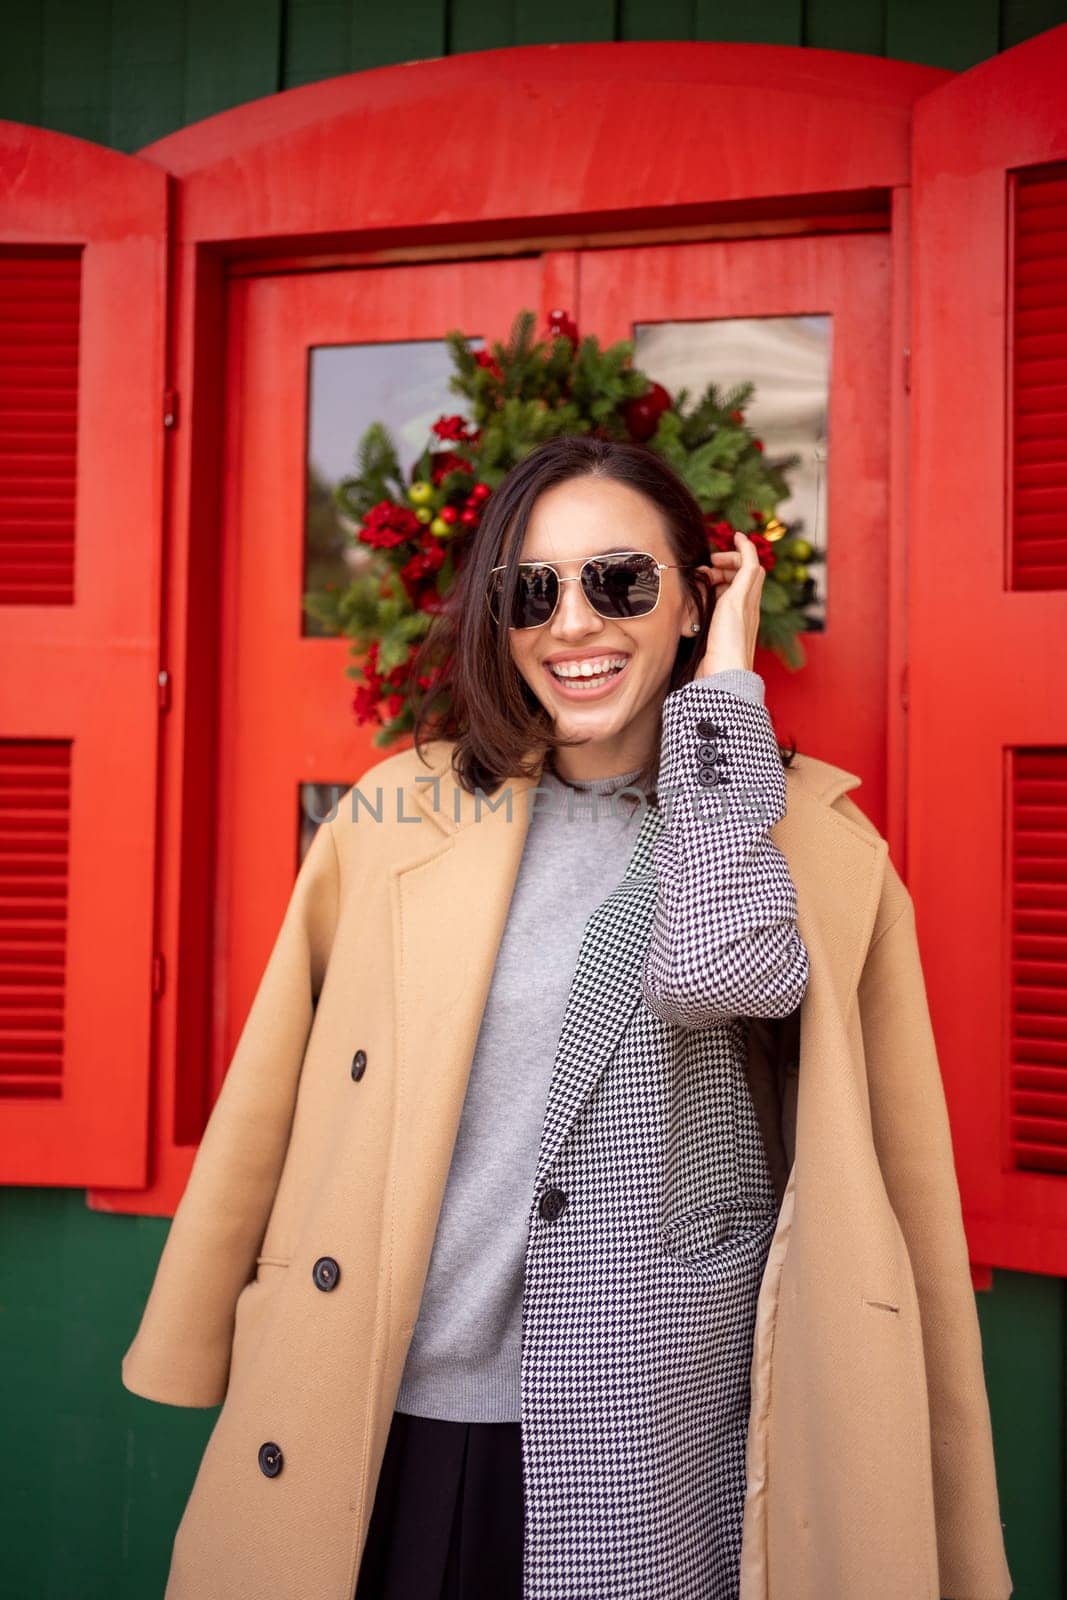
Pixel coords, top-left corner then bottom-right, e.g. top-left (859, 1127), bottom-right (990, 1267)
top-left (857, 860), bottom-right (1013, 1599)
top-left (640, 673), bottom-right (810, 1028)
top-left (120, 815), bottom-right (341, 1408)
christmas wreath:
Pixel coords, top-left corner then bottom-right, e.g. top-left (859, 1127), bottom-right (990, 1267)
top-left (304, 308), bottom-right (821, 747)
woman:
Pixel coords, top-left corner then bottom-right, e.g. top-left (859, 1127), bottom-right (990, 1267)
top-left (122, 437), bottom-right (1012, 1600)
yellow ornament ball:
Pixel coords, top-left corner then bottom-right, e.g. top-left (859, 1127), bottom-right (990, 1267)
top-left (430, 516), bottom-right (452, 537)
top-left (793, 563), bottom-right (809, 583)
top-left (408, 481), bottom-right (434, 506)
top-left (415, 506), bottom-right (433, 525)
top-left (791, 537), bottom-right (813, 560)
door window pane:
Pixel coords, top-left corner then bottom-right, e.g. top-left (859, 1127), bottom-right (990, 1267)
top-left (304, 338), bottom-right (482, 636)
top-left (633, 317), bottom-right (831, 625)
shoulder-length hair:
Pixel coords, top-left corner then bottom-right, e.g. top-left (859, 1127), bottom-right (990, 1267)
top-left (411, 434), bottom-right (797, 795)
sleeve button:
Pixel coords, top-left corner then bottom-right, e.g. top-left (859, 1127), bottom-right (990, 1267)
top-left (696, 719), bottom-right (726, 738)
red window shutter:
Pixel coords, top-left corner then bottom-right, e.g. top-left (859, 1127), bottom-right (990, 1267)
top-left (0, 124), bottom-right (167, 1185)
top-left (910, 23), bottom-right (1067, 1276)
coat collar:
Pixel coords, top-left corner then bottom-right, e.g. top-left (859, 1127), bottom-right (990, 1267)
top-left (388, 737), bottom-right (885, 1195)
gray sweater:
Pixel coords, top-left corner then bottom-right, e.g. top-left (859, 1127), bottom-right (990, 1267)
top-left (394, 668), bottom-right (768, 1422)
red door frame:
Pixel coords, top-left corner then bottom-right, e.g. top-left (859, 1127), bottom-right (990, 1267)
top-left (81, 42), bottom-right (947, 1215)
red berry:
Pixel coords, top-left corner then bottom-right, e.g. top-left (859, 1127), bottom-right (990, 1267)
top-left (471, 482), bottom-right (491, 501)
top-left (624, 397), bottom-right (659, 442)
top-left (645, 382), bottom-right (672, 416)
top-left (461, 508), bottom-right (479, 527)
top-left (439, 505), bottom-right (459, 525)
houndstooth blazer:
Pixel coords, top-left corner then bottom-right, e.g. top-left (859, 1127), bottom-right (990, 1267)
top-left (520, 678), bottom-right (809, 1600)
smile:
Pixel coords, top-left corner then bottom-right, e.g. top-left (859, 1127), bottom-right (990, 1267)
top-left (544, 654), bottom-right (631, 698)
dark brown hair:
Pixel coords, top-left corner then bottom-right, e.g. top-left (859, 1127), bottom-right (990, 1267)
top-left (411, 434), bottom-right (797, 795)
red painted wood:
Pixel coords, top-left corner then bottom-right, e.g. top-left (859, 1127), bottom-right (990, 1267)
top-left (909, 23), bottom-right (1067, 1276)
top-left (583, 233), bottom-right (896, 843)
top-left (137, 43), bottom-right (944, 246)
top-left (87, 42), bottom-right (947, 1215)
top-left (0, 122), bottom-right (167, 1185)
top-left (217, 259), bottom-right (545, 1112)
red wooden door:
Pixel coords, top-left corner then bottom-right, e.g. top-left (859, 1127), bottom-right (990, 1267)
top-left (214, 257), bottom-right (550, 1101)
top-left (582, 233), bottom-right (897, 840)
top-left (910, 24), bottom-right (1067, 1275)
top-left (0, 123), bottom-right (166, 1185)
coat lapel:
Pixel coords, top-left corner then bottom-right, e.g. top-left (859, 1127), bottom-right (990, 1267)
top-left (389, 742), bottom-right (887, 1247)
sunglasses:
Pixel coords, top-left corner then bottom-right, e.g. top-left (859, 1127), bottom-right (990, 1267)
top-left (486, 550), bottom-right (692, 631)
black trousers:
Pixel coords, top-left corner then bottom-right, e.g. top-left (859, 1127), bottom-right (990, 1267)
top-left (354, 1409), bottom-right (525, 1600)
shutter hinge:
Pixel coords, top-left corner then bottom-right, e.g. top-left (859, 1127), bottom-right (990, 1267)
top-left (900, 660), bottom-right (909, 712)
top-left (151, 952), bottom-right (166, 997)
top-left (163, 388), bottom-right (179, 428)
top-left (157, 669), bottom-right (171, 712)
top-left (902, 348), bottom-right (911, 395)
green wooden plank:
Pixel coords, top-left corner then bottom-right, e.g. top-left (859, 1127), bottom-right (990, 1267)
top-left (619, 0), bottom-right (696, 38)
top-left (449, 0), bottom-right (517, 52)
top-left (282, 0), bottom-right (354, 89)
top-left (805, 0), bottom-right (886, 52)
top-left (0, 0), bottom-right (44, 128)
top-left (183, 0), bottom-right (284, 125)
top-left (977, 1269), bottom-right (1066, 1600)
top-left (694, 0), bottom-right (804, 43)
top-left (885, 0), bottom-right (999, 69)
top-left (1001, 0), bottom-right (1067, 47)
top-left (511, 0), bottom-right (617, 46)
top-left (39, 0), bottom-right (112, 146)
top-left (346, 0), bottom-right (447, 70)
top-left (110, 0), bottom-right (188, 153)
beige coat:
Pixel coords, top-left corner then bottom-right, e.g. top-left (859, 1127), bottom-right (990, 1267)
top-left (122, 737), bottom-right (1013, 1600)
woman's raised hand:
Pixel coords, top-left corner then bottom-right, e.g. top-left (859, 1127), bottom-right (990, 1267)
top-left (694, 530), bottom-right (764, 676)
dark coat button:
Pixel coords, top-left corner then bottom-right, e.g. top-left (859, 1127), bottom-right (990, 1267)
top-left (312, 1256), bottom-right (341, 1291)
top-left (351, 1049), bottom-right (367, 1080)
top-left (258, 1441), bottom-right (284, 1478)
top-left (696, 719), bottom-right (726, 738)
top-left (696, 742), bottom-right (724, 764)
top-left (698, 767), bottom-right (725, 787)
top-left (539, 1187), bottom-right (568, 1221)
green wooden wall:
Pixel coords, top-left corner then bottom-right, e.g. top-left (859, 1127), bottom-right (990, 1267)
top-left (1, 0), bottom-right (1067, 152)
top-left (2, 1), bottom-right (1067, 1595)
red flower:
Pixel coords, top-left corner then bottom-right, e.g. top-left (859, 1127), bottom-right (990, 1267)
top-left (400, 545), bottom-right (446, 600)
top-left (383, 694), bottom-right (404, 720)
top-left (358, 499), bottom-right (422, 550)
top-left (474, 350), bottom-right (504, 380)
top-left (430, 450), bottom-right (470, 486)
top-left (431, 415), bottom-right (474, 443)
top-left (352, 680), bottom-right (383, 725)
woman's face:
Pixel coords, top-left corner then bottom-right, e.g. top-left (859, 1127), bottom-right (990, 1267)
top-left (506, 475), bottom-right (698, 781)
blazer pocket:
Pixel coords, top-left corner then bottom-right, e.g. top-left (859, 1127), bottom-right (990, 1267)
top-left (660, 1195), bottom-right (778, 1275)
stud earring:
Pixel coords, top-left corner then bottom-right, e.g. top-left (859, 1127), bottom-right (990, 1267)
top-left (690, 621), bottom-right (700, 634)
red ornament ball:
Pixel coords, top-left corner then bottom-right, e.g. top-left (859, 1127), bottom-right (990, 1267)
top-left (623, 397), bottom-right (659, 443)
top-left (460, 508), bottom-right (480, 528)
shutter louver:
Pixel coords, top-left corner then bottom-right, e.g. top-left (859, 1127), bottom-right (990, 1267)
top-left (0, 740), bottom-right (71, 1100)
top-left (1011, 747), bottom-right (1067, 1173)
top-left (0, 248), bottom-right (81, 605)
top-left (1012, 164), bottom-right (1067, 591)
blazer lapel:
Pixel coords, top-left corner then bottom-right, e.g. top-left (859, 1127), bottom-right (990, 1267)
top-left (532, 799), bottom-right (666, 1191)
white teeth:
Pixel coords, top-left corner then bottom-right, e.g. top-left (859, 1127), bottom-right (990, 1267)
top-left (548, 656), bottom-right (629, 681)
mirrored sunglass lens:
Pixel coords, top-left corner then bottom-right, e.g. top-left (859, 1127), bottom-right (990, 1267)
top-left (489, 566), bottom-right (560, 627)
top-left (583, 555), bottom-right (660, 618)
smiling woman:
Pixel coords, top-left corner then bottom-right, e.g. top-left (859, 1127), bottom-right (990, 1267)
top-left (412, 434), bottom-right (794, 792)
top-left (123, 430), bottom-right (1011, 1600)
